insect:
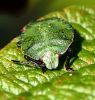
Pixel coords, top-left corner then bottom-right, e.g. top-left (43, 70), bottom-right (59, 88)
top-left (12, 17), bottom-right (74, 73)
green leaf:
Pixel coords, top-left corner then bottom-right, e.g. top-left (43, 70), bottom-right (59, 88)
top-left (0, 6), bottom-right (95, 100)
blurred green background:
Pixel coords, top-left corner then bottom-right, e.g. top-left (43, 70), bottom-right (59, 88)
top-left (0, 0), bottom-right (95, 48)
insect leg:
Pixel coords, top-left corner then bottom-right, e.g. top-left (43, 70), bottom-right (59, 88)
top-left (12, 60), bottom-right (30, 65)
top-left (24, 55), bottom-right (41, 65)
top-left (24, 55), bottom-right (47, 73)
top-left (65, 48), bottom-right (74, 72)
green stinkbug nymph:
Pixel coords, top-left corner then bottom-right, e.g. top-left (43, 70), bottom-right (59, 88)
top-left (12, 17), bottom-right (74, 72)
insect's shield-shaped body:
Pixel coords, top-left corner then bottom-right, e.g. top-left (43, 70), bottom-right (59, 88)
top-left (16, 17), bottom-right (74, 71)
